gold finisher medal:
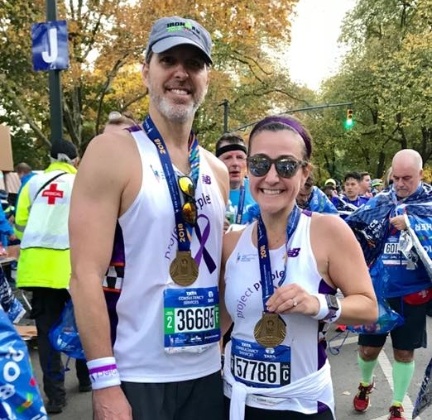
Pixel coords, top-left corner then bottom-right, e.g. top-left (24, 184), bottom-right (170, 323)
top-left (170, 250), bottom-right (199, 287)
top-left (254, 312), bottom-right (286, 348)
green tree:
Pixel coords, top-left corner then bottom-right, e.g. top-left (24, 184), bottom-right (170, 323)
top-left (314, 0), bottom-right (432, 179)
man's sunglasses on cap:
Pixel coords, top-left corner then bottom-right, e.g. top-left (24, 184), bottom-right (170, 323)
top-left (247, 154), bottom-right (307, 179)
top-left (178, 176), bottom-right (197, 225)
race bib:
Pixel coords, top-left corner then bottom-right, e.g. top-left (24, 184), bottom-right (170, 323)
top-left (382, 237), bottom-right (404, 267)
top-left (230, 337), bottom-right (291, 388)
top-left (163, 286), bottom-right (220, 354)
top-left (384, 241), bottom-right (400, 255)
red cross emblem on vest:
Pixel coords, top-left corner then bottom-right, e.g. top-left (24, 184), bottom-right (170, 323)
top-left (41, 183), bottom-right (64, 205)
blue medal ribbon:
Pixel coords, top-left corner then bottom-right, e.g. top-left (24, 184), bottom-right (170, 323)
top-left (257, 206), bottom-right (301, 312)
top-left (142, 116), bottom-right (198, 253)
top-left (235, 185), bottom-right (246, 224)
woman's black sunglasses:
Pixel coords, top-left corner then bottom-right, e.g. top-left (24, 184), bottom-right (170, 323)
top-left (247, 154), bottom-right (307, 178)
top-left (178, 176), bottom-right (197, 225)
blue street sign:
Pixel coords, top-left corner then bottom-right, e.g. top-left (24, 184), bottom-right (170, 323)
top-left (31, 20), bottom-right (69, 71)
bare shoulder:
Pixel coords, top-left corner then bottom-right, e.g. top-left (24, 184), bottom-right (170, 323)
top-left (222, 228), bottom-right (246, 263)
top-left (73, 130), bottom-right (140, 212)
top-left (81, 130), bottom-right (137, 173)
top-left (309, 213), bottom-right (367, 290)
top-left (310, 212), bottom-right (364, 263)
top-left (310, 212), bottom-right (352, 239)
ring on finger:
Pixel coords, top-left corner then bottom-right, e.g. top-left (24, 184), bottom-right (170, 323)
top-left (292, 298), bottom-right (298, 307)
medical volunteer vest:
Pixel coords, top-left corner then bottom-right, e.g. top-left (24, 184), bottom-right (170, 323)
top-left (20, 171), bottom-right (73, 250)
top-left (15, 162), bottom-right (77, 289)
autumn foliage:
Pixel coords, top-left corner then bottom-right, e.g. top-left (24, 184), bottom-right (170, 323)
top-left (0, 0), bottom-right (300, 164)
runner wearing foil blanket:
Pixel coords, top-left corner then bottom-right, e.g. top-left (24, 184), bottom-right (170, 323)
top-left (347, 149), bottom-right (432, 420)
top-left (297, 174), bottom-right (338, 215)
top-left (333, 171), bottom-right (369, 220)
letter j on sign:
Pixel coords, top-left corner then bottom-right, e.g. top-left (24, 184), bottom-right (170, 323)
top-left (32, 20), bottom-right (69, 71)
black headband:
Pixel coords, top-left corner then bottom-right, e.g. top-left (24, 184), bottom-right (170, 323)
top-left (216, 144), bottom-right (247, 158)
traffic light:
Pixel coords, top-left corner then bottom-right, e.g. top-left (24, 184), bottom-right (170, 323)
top-left (345, 108), bottom-right (354, 128)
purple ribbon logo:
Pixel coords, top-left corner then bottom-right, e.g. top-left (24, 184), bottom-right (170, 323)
top-left (194, 214), bottom-right (216, 274)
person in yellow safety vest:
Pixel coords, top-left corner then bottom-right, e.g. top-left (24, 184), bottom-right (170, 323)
top-left (14, 139), bottom-right (91, 415)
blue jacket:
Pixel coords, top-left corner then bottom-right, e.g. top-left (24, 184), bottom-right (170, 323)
top-left (15, 172), bottom-right (36, 210)
top-left (0, 206), bottom-right (13, 237)
top-left (347, 183), bottom-right (432, 298)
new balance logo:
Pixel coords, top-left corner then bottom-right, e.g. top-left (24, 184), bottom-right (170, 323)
top-left (287, 248), bottom-right (301, 257)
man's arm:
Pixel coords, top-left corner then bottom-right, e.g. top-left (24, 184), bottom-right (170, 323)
top-left (14, 183), bottom-right (32, 239)
top-left (69, 135), bottom-right (124, 359)
top-left (69, 132), bottom-right (136, 419)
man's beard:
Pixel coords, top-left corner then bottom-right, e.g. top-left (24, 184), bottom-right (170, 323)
top-left (149, 86), bottom-right (207, 123)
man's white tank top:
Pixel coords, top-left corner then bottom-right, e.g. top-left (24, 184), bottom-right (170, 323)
top-left (113, 129), bottom-right (225, 382)
top-left (224, 212), bottom-right (335, 413)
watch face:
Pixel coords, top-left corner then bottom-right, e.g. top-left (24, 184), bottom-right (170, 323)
top-left (326, 294), bottom-right (339, 311)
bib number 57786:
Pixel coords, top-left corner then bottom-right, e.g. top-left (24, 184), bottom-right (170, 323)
top-left (231, 355), bottom-right (290, 386)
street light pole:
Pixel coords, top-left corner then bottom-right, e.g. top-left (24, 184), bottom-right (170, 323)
top-left (219, 99), bottom-right (229, 133)
top-left (46, 0), bottom-right (63, 147)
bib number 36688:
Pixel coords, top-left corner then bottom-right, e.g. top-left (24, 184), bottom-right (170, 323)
top-left (168, 307), bottom-right (216, 333)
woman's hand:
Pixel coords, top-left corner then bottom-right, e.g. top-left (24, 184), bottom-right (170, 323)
top-left (266, 284), bottom-right (320, 317)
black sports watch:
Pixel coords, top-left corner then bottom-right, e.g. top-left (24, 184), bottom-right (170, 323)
top-left (323, 294), bottom-right (340, 321)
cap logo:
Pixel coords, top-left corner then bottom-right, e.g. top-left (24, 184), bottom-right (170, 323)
top-left (146, 16), bottom-right (212, 64)
top-left (166, 21), bottom-right (201, 39)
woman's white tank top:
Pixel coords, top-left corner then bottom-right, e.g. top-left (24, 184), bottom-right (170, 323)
top-left (224, 213), bottom-right (335, 412)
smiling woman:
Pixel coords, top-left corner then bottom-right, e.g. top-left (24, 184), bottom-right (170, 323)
top-left (219, 114), bottom-right (378, 420)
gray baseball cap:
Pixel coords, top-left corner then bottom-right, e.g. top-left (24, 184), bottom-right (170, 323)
top-left (145, 16), bottom-right (212, 64)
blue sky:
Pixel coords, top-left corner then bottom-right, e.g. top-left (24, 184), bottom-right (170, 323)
top-left (285, 0), bottom-right (356, 91)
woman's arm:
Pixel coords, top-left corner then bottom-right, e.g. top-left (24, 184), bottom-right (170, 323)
top-left (267, 214), bottom-right (378, 325)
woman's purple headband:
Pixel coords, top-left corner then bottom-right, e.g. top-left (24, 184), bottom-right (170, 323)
top-left (249, 115), bottom-right (312, 159)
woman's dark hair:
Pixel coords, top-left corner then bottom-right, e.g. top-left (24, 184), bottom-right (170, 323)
top-left (248, 115), bottom-right (312, 160)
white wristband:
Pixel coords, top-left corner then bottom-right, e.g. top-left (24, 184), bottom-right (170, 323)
top-left (311, 294), bottom-right (329, 320)
top-left (311, 294), bottom-right (342, 323)
top-left (87, 357), bottom-right (121, 390)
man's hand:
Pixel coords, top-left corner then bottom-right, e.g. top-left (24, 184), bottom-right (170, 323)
top-left (93, 386), bottom-right (132, 420)
top-left (389, 215), bottom-right (407, 231)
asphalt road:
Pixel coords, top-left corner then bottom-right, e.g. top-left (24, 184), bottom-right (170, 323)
top-left (26, 319), bottom-right (432, 420)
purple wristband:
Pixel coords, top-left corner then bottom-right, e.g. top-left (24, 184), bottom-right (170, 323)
top-left (87, 357), bottom-right (121, 390)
